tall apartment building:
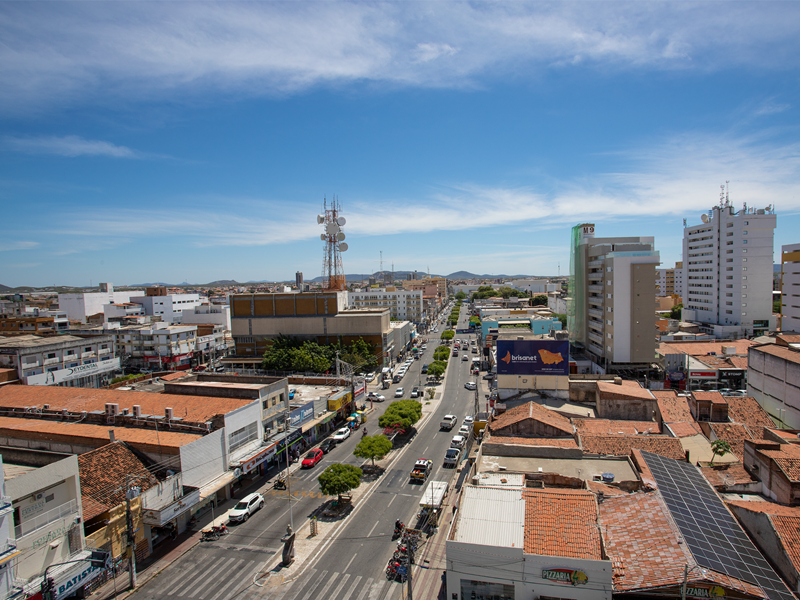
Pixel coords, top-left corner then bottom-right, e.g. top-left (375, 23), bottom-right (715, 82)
top-left (656, 267), bottom-right (675, 297)
top-left (131, 286), bottom-right (202, 323)
top-left (349, 288), bottom-right (424, 322)
top-left (681, 204), bottom-right (776, 337)
top-left (569, 224), bottom-right (660, 370)
top-left (295, 271), bottom-right (303, 287)
top-left (780, 243), bottom-right (800, 333)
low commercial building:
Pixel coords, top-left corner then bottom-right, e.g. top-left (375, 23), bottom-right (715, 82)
top-left (58, 282), bottom-right (145, 323)
top-left (447, 485), bottom-right (613, 600)
top-left (0, 334), bottom-right (119, 388)
top-left (0, 309), bottom-right (70, 336)
top-left (748, 339), bottom-right (800, 428)
top-left (230, 291), bottom-right (391, 366)
top-left (349, 288), bottom-right (424, 323)
top-left (130, 286), bottom-right (203, 324)
top-left (658, 338), bottom-right (754, 391)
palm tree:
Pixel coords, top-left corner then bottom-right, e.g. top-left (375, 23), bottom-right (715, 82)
top-left (710, 439), bottom-right (732, 464)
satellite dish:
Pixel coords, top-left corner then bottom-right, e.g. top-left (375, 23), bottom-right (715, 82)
top-left (701, 214), bottom-right (709, 223)
top-left (337, 232), bottom-right (346, 242)
top-left (326, 223), bottom-right (339, 235)
top-left (317, 215), bottom-right (324, 224)
top-left (337, 217), bottom-right (346, 226)
top-left (320, 234), bottom-right (326, 241)
top-left (339, 242), bottom-right (349, 252)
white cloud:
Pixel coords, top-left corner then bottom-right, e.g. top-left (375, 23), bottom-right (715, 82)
top-left (2, 135), bottom-right (140, 158)
top-left (755, 99), bottom-right (791, 116)
top-left (1, 2), bottom-right (799, 112)
top-left (0, 241), bottom-right (39, 251)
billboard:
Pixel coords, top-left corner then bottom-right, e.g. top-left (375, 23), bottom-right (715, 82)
top-left (496, 340), bottom-right (569, 376)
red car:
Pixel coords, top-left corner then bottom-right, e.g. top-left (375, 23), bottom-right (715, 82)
top-left (301, 449), bottom-right (324, 469)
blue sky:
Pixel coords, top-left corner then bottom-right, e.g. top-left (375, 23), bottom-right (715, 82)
top-left (1, 1), bottom-right (799, 287)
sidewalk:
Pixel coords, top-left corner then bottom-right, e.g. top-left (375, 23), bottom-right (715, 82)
top-left (408, 493), bottom-right (454, 600)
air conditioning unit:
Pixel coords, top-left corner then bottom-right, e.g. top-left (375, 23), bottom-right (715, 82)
top-left (121, 408), bottom-right (129, 416)
top-left (105, 403), bottom-right (119, 416)
top-left (132, 405), bottom-right (141, 418)
top-left (165, 407), bottom-right (173, 420)
top-left (43, 404), bottom-right (50, 410)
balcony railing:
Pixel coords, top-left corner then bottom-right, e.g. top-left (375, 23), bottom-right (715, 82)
top-left (43, 357), bottom-right (60, 366)
top-left (588, 285), bottom-right (603, 293)
top-left (15, 499), bottom-right (78, 539)
top-left (81, 351), bottom-right (96, 359)
top-left (588, 308), bottom-right (603, 319)
top-left (588, 332), bottom-right (603, 345)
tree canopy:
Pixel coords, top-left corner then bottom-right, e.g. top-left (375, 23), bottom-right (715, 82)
top-left (427, 361), bottom-right (447, 379)
top-left (262, 334), bottom-right (378, 373)
top-left (669, 303), bottom-right (683, 321)
top-left (441, 330), bottom-right (455, 341)
top-left (710, 439), bottom-right (732, 464)
top-left (378, 399), bottom-right (423, 432)
top-left (455, 291), bottom-right (466, 300)
top-left (433, 345), bottom-right (450, 361)
top-left (317, 463), bottom-right (362, 500)
top-left (353, 435), bottom-right (393, 466)
top-left (532, 294), bottom-right (548, 306)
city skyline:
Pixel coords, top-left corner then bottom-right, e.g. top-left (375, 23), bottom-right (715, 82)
top-left (1, 2), bottom-right (799, 287)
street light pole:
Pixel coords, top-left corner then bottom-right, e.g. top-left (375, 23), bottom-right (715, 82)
top-left (283, 408), bottom-right (294, 531)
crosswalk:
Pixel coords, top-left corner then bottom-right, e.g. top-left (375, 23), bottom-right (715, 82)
top-left (252, 567), bottom-right (401, 600)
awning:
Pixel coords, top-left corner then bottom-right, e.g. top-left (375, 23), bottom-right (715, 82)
top-left (23, 550), bottom-right (109, 600)
top-left (197, 471), bottom-right (237, 502)
top-left (142, 488), bottom-right (201, 526)
top-left (301, 412), bottom-right (335, 433)
top-left (233, 441), bottom-right (279, 474)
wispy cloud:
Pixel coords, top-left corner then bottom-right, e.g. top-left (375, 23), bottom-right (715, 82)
top-left (2, 135), bottom-right (143, 158)
top-left (0, 241), bottom-right (39, 251)
top-left (755, 99), bottom-right (791, 116)
top-left (1, 2), bottom-right (799, 113)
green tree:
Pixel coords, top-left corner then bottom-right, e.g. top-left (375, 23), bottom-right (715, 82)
top-left (427, 361), bottom-right (447, 379)
top-left (532, 294), bottom-right (548, 306)
top-left (441, 330), bottom-right (455, 341)
top-left (353, 435), bottom-right (393, 466)
top-left (433, 346), bottom-right (450, 361)
top-left (710, 439), bottom-right (732, 464)
top-left (425, 387), bottom-right (435, 400)
top-left (774, 299), bottom-right (782, 314)
top-left (317, 463), bottom-right (362, 502)
top-left (378, 399), bottom-right (423, 432)
top-left (553, 313), bottom-right (567, 329)
top-left (455, 291), bottom-right (466, 300)
top-left (669, 303), bottom-right (683, 321)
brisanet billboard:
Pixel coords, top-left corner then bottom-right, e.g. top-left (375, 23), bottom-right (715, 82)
top-left (496, 340), bottom-right (569, 376)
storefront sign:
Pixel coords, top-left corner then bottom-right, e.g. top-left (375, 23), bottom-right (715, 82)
top-left (289, 401), bottom-right (315, 427)
top-left (497, 340), bottom-right (570, 376)
top-left (689, 371), bottom-right (717, 378)
top-left (55, 564), bottom-right (104, 600)
top-left (719, 370), bottom-right (744, 379)
top-left (26, 358), bottom-right (120, 385)
top-left (685, 585), bottom-right (726, 598)
top-left (542, 568), bottom-right (588, 586)
top-left (142, 489), bottom-right (200, 526)
top-left (241, 442), bottom-right (277, 474)
top-left (275, 429), bottom-right (303, 455)
top-left (328, 391), bottom-right (352, 412)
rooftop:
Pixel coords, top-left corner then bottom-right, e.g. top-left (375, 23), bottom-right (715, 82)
top-left (726, 396), bottom-right (775, 429)
top-left (653, 390), bottom-right (695, 422)
top-left (573, 419), bottom-right (659, 435)
top-left (700, 462), bottom-right (759, 488)
top-left (485, 434), bottom-right (579, 449)
top-left (659, 339), bottom-right (756, 357)
top-left (0, 334), bottom-right (98, 349)
top-left (522, 488), bottom-right (602, 560)
top-left (479, 454), bottom-right (638, 483)
top-left (759, 443), bottom-right (800, 482)
top-left (693, 390), bottom-right (727, 404)
top-left (0, 416), bottom-right (201, 452)
top-left (490, 400), bottom-right (573, 436)
top-left (453, 485), bottom-right (525, 549)
top-left (664, 421), bottom-right (702, 438)
top-left (580, 434), bottom-right (686, 461)
top-left (750, 343), bottom-right (800, 365)
top-left (596, 379), bottom-right (655, 401)
top-left (0, 385), bottom-right (256, 424)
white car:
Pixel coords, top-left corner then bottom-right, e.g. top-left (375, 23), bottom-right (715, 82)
top-left (459, 425), bottom-right (471, 437)
top-left (464, 415), bottom-right (474, 425)
top-left (464, 381), bottom-right (477, 390)
top-left (421, 344), bottom-right (427, 350)
top-left (365, 372), bottom-right (375, 382)
top-left (395, 387), bottom-right (404, 397)
top-left (333, 427), bottom-right (351, 442)
top-left (368, 392), bottom-right (385, 402)
top-left (228, 492), bottom-right (264, 523)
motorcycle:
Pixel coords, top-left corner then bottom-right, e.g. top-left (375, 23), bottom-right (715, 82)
top-left (211, 524), bottom-right (228, 536)
top-left (386, 560), bottom-right (407, 582)
top-left (201, 530), bottom-right (219, 542)
top-left (392, 522), bottom-right (405, 540)
top-left (274, 478), bottom-right (287, 490)
top-left (362, 428), bottom-right (367, 438)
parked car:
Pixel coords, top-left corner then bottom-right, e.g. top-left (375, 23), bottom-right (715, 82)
top-left (464, 381), bottom-right (477, 390)
top-left (302, 448), bottom-right (324, 468)
top-left (459, 425), bottom-right (471, 437)
top-left (411, 386), bottom-right (421, 398)
top-left (319, 438), bottom-right (337, 453)
top-left (464, 415), bottom-right (474, 425)
top-left (333, 427), bottom-right (351, 442)
top-left (229, 493), bottom-right (264, 523)
top-left (483, 373), bottom-right (496, 380)
top-left (450, 435), bottom-right (466, 449)
top-left (395, 387), bottom-right (404, 398)
top-left (365, 372), bottom-right (375, 382)
top-left (367, 392), bottom-right (385, 402)
top-left (421, 364), bottom-right (429, 374)
top-left (440, 414), bottom-right (458, 430)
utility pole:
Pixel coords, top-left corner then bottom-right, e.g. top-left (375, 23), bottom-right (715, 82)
top-left (125, 479), bottom-right (138, 590)
top-left (406, 540), bottom-right (414, 600)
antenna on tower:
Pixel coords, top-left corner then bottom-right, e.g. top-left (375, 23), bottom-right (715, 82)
top-left (380, 251), bottom-right (383, 279)
top-left (725, 180), bottom-right (730, 205)
top-left (318, 195), bottom-right (347, 291)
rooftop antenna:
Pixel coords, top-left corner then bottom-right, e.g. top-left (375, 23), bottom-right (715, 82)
top-left (725, 180), bottom-right (730, 205)
top-left (720, 184), bottom-right (725, 207)
top-left (380, 251), bottom-right (383, 279)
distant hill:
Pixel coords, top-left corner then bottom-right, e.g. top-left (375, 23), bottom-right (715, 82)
top-left (445, 271), bottom-right (532, 279)
top-left (0, 284), bottom-right (13, 292)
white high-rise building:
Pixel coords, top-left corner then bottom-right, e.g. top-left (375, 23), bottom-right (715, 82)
top-left (348, 288), bottom-right (424, 322)
top-left (780, 243), bottom-right (800, 333)
top-left (58, 282), bottom-right (145, 323)
top-left (681, 203), bottom-right (776, 337)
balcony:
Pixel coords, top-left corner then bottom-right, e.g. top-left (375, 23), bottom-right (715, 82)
top-left (81, 351), bottom-right (96, 359)
top-left (15, 499), bottom-right (78, 539)
top-left (588, 332), bottom-right (603, 345)
top-left (43, 357), bottom-right (60, 366)
top-left (98, 348), bottom-right (111, 355)
top-left (588, 308), bottom-right (603, 319)
top-left (588, 259), bottom-right (603, 268)
top-left (588, 285), bottom-right (603, 293)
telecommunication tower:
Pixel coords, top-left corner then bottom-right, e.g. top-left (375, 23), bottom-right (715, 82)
top-left (317, 196), bottom-right (348, 291)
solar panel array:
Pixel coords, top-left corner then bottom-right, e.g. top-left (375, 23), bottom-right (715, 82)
top-left (641, 451), bottom-right (795, 600)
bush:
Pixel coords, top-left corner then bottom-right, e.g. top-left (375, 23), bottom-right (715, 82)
top-left (110, 374), bottom-right (138, 385)
top-left (428, 361), bottom-right (447, 379)
top-left (433, 346), bottom-right (450, 361)
top-left (378, 399), bottom-right (423, 432)
top-left (353, 435), bottom-right (393, 466)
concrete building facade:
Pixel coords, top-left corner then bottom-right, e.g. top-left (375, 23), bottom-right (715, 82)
top-left (781, 243), bottom-right (800, 333)
top-left (348, 288), bottom-right (423, 322)
top-left (58, 283), bottom-right (145, 323)
top-left (569, 224), bottom-right (660, 369)
top-left (682, 204), bottom-right (776, 337)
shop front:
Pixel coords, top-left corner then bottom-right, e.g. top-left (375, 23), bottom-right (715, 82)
top-left (142, 486), bottom-right (200, 544)
top-left (328, 390), bottom-right (353, 420)
top-left (24, 549), bottom-right (110, 600)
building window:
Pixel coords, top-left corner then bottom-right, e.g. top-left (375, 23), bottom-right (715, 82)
top-left (229, 422), bottom-right (258, 453)
top-left (743, 240), bottom-right (748, 244)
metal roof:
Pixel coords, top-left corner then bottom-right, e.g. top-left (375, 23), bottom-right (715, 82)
top-left (454, 485), bottom-right (524, 549)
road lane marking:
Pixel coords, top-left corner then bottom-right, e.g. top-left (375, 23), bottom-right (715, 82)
top-left (296, 569), bottom-right (329, 600)
top-left (386, 495), bottom-right (396, 507)
top-left (310, 571), bottom-right (338, 599)
top-left (210, 559), bottom-right (262, 600)
top-left (353, 578), bottom-right (374, 600)
top-left (343, 553), bottom-right (358, 573)
top-left (368, 520), bottom-right (380, 537)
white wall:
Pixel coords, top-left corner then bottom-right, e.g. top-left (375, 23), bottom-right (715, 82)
top-left (179, 430), bottom-right (227, 489)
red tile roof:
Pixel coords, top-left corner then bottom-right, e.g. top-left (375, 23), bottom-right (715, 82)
top-left (574, 419), bottom-right (660, 435)
top-left (587, 480), bottom-right (628, 497)
top-left (693, 391), bottom-right (727, 404)
top-left (0, 416), bottom-right (200, 453)
top-left (727, 500), bottom-right (800, 517)
top-left (760, 443), bottom-right (800, 482)
top-left (659, 339), bottom-right (756, 357)
top-left (522, 488), bottom-right (601, 560)
top-left (486, 434), bottom-right (579, 448)
top-left (0, 384), bottom-right (254, 424)
top-left (728, 356), bottom-right (749, 369)
top-left (665, 421), bottom-right (702, 438)
top-left (700, 463), bottom-right (758, 488)
top-left (78, 442), bottom-right (158, 521)
top-left (726, 396), bottom-right (775, 428)
top-left (596, 379), bottom-right (655, 401)
top-left (490, 401), bottom-right (573, 436)
top-left (599, 492), bottom-right (765, 597)
top-left (654, 391), bottom-right (694, 422)
top-left (581, 435), bottom-right (686, 461)
top-left (772, 516), bottom-right (800, 577)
